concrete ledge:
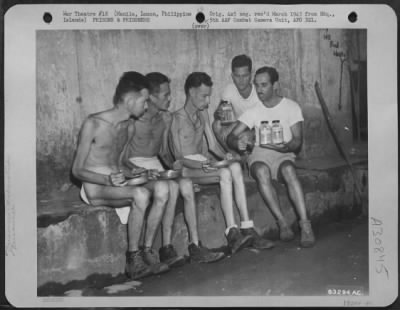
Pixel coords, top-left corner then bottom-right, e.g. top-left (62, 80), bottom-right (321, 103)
top-left (37, 162), bottom-right (368, 287)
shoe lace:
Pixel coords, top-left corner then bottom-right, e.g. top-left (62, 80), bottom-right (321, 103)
top-left (144, 247), bottom-right (159, 264)
top-left (128, 251), bottom-right (147, 269)
top-left (301, 221), bottom-right (312, 234)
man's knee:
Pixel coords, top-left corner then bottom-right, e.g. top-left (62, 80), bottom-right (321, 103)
top-left (179, 178), bottom-right (194, 198)
top-left (251, 162), bottom-right (272, 182)
top-left (218, 167), bottom-right (232, 183)
top-left (132, 187), bottom-right (151, 209)
top-left (229, 162), bottom-right (243, 177)
top-left (168, 180), bottom-right (180, 194)
top-left (153, 181), bottom-right (170, 202)
top-left (279, 161), bottom-right (298, 182)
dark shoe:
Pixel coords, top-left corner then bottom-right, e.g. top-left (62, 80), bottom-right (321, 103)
top-left (188, 241), bottom-right (225, 263)
top-left (159, 244), bottom-right (186, 268)
top-left (278, 220), bottom-right (295, 241)
top-left (125, 250), bottom-right (152, 280)
top-left (299, 220), bottom-right (315, 247)
top-left (241, 227), bottom-right (275, 250)
top-left (142, 247), bottom-right (170, 275)
top-left (226, 227), bottom-right (253, 254)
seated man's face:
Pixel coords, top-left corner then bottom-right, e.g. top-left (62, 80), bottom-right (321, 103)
top-left (232, 66), bottom-right (251, 92)
top-left (190, 84), bottom-right (211, 111)
top-left (151, 82), bottom-right (171, 111)
top-left (126, 89), bottom-right (149, 118)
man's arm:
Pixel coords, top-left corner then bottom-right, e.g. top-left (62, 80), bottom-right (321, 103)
top-left (260, 121), bottom-right (303, 153)
top-left (226, 121), bottom-right (250, 153)
top-left (158, 113), bottom-right (175, 168)
top-left (120, 120), bottom-right (147, 172)
top-left (72, 119), bottom-right (112, 186)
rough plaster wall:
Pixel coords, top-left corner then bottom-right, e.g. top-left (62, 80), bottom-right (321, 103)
top-left (37, 29), bottom-right (356, 193)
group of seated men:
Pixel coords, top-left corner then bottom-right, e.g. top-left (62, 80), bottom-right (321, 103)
top-left (72, 54), bottom-right (315, 280)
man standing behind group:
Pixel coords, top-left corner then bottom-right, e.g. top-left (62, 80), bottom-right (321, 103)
top-left (72, 72), bottom-right (168, 280)
top-left (122, 72), bottom-right (224, 264)
top-left (169, 72), bottom-right (274, 254)
top-left (227, 66), bottom-right (315, 247)
top-left (212, 54), bottom-right (261, 153)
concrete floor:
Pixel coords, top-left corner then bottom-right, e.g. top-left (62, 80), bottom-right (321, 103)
top-left (38, 216), bottom-right (368, 297)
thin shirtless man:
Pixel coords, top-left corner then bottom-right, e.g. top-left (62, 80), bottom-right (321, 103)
top-left (72, 71), bottom-right (170, 279)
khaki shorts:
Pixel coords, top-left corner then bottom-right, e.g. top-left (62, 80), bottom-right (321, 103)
top-left (247, 146), bottom-right (296, 181)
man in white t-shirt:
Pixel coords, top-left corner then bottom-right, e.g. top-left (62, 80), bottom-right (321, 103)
top-left (227, 66), bottom-right (315, 248)
top-left (212, 55), bottom-right (260, 153)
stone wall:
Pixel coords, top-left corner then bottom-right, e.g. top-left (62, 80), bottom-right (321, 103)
top-left (37, 29), bottom-right (362, 193)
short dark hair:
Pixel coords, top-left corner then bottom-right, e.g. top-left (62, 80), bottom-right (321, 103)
top-left (146, 72), bottom-right (170, 95)
top-left (184, 72), bottom-right (213, 95)
top-left (113, 71), bottom-right (149, 105)
top-left (231, 54), bottom-right (252, 72)
top-left (254, 66), bottom-right (279, 84)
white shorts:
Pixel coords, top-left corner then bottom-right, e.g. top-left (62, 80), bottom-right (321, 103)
top-left (80, 185), bottom-right (131, 225)
top-left (79, 166), bottom-right (130, 225)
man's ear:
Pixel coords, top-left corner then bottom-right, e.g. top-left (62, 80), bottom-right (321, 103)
top-left (273, 81), bottom-right (279, 92)
top-left (188, 87), bottom-right (196, 98)
top-left (149, 93), bottom-right (157, 102)
top-left (123, 92), bottom-right (137, 106)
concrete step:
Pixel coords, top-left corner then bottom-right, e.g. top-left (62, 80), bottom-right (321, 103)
top-left (37, 162), bottom-right (368, 287)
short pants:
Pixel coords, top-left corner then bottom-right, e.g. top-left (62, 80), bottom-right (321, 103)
top-left (247, 146), bottom-right (296, 181)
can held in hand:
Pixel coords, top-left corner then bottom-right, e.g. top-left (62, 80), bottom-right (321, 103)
top-left (260, 121), bottom-right (272, 145)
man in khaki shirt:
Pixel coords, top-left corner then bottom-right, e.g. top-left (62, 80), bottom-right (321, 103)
top-left (169, 72), bottom-right (275, 254)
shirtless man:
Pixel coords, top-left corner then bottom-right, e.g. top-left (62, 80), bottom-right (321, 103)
top-left (122, 72), bottom-right (224, 264)
top-left (72, 71), bottom-right (170, 280)
top-left (169, 72), bottom-right (275, 254)
top-left (227, 66), bottom-right (315, 247)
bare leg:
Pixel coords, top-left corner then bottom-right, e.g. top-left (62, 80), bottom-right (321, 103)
top-left (280, 162), bottom-right (308, 220)
top-left (250, 162), bottom-right (286, 223)
top-left (161, 180), bottom-right (180, 246)
top-left (143, 180), bottom-right (170, 248)
top-left (229, 162), bottom-right (250, 221)
top-left (84, 183), bottom-right (151, 252)
top-left (182, 167), bottom-right (236, 228)
top-left (179, 178), bottom-right (199, 244)
top-left (127, 188), bottom-right (151, 251)
top-left (217, 168), bottom-right (236, 227)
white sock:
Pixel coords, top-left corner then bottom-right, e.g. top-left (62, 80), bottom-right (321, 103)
top-left (240, 220), bottom-right (254, 229)
top-left (225, 224), bottom-right (238, 236)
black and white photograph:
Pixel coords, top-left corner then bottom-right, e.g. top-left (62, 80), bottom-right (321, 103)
top-left (4, 4), bottom-right (397, 307)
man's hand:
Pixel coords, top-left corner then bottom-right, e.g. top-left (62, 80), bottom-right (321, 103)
top-left (131, 167), bottom-right (147, 176)
top-left (147, 169), bottom-right (160, 180)
top-left (213, 105), bottom-right (224, 121)
top-left (172, 160), bottom-right (184, 170)
top-left (202, 161), bottom-right (218, 173)
top-left (225, 152), bottom-right (234, 160)
top-left (109, 171), bottom-right (127, 187)
top-left (259, 143), bottom-right (289, 153)
top-left (237, 131), bottom-right (255, 153)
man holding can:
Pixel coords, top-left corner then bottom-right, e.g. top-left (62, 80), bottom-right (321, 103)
top-left (227, 66), bottom-right (315, 248)
top-left (212, 54), bottom-right (260, 155)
